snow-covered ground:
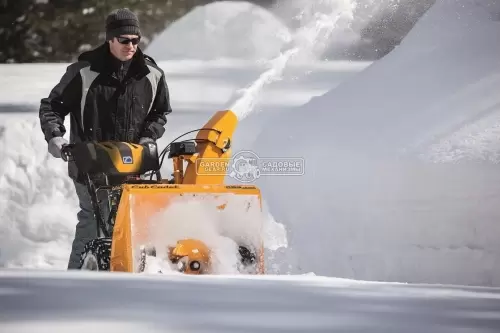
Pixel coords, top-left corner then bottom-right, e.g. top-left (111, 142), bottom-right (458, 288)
top-left (2, 270), bottom-right (500, 333)
top-left (2, 0), bottom-right (500, 331)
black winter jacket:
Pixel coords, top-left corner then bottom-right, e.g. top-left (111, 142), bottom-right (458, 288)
top-left (39, 43), bottom-right (172, 182)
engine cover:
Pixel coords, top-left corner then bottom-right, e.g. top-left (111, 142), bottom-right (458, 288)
top-left (69, 141), bottom-right (160, 176)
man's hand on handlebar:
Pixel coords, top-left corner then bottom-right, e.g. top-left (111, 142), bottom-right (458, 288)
top-left (48, 136), bottom-right (69, 159)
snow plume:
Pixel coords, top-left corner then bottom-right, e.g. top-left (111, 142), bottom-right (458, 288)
top-left (227, 0), bottom-right (356, 120)
top-left (275, 0), bottom-right (357, 62)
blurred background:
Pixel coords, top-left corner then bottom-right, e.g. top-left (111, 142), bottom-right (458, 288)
top-left (2, 0), bottom-right (436, 63)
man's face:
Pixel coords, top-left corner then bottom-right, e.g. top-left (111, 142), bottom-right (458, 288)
top-left (109, 35), bottom-right (140, 61)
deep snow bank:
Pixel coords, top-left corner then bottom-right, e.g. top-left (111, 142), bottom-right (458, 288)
top-left (145, 1), bottom-right (291, 61)
top-left (244, 0), bottom-right (500, 285)
top-left (0, 119), bottom-right (78, 268)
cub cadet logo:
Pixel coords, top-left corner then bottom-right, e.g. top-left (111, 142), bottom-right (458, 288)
top-left (122, 156), bottom-right (133, 164)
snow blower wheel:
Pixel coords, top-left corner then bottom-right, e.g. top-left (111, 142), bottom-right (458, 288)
top-left (79, 238), bottom-right (112, 271)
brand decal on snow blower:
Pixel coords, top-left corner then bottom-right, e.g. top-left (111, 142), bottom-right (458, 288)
top-left (196, 150), bottom-right (305, 183)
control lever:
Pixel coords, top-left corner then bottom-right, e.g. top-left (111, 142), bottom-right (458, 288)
top-left (60, 144), bottom-right (74, 162)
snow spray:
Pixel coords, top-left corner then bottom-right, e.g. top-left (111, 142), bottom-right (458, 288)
top-left (226, 0), bottom-right (357, 120)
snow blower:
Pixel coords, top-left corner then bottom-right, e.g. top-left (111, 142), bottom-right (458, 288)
top-left (61, 110), bottom-right (265, 275)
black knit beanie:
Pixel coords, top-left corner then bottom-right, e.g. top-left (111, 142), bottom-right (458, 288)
top-left (105, 8), bottom-right (141, 40)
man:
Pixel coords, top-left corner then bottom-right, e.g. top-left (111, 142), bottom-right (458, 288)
top-left (39, 8), bottom-right (172, 269)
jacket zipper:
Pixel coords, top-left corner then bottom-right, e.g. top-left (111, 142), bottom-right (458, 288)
top-left (125, 96), bottom-right (133, 141)
top-left (124, 81), bottom-right (134, 142)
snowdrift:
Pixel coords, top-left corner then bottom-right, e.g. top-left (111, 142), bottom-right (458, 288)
top-left (0, 120), bottom-right (79, 268)
top-left (145, 1), bottom-right (291, 61)
top-left (244, 0), bottom-right (500, 286)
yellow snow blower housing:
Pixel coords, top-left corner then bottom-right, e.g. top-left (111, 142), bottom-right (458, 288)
top-left (61, 110), bottom-right (265, 275)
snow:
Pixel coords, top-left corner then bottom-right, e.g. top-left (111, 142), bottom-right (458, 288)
top-left (145, 1), bottom-right (292, 61)
top-left (0, 120), bottom-right (78, 268)
top-left (0, 64), bottom-right (69, 107)
top-left (137, 193), bottom-right (266, 274)
top-left (1, 269), bottom-right (500, 332)
top-left (1, 0), bottom-right (500, 330)
top-left (242, 0), bottom-right (500, 286)
top-left (224, 0), bottom-right (357, 119)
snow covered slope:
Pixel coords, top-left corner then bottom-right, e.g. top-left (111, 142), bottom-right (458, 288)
top-left (244, 0), bottom-right (500, 286)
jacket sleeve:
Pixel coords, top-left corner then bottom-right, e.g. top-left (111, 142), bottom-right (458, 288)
top-left (39, 62), bottom-right (83, 142)
top-left (140, 72), bottom-right (172, 140)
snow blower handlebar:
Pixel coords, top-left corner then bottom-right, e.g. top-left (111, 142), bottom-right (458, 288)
top-left (60, 141), bottom-right (161, 179)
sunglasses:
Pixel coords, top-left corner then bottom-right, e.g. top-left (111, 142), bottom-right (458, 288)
top-left (116, 36), bottom-right (140, 45)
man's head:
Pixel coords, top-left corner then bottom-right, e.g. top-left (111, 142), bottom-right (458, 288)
top-left (105, 8), bottom-right (141, 61)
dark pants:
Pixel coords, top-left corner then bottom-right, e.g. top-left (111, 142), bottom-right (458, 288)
top-left (67, 180), bottom-right (110, 269)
